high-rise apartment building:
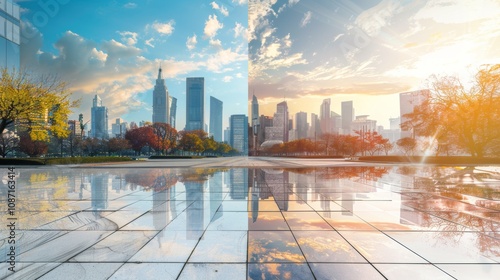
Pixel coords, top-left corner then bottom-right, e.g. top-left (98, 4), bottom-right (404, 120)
top-left (209, 96), bottom-right (223, 142)
top-left (91, 95), bottom-right (108, 139)
top-left (186, 77), bottom-right (204, 131)
top-left (229, 114), bottom-right (248, 154)
top-left (0, 1), bottom-right (20, 70)
top-left (152, 67), bottom-right (169, 124)
top-left (341, 101), bottom-right (354, 135)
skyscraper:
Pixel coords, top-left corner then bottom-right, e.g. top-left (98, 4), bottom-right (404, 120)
top-left (91, 95), bottom-right (108, 139)
top-left (251, 95), bottom-right (259, 135)
top-left (152, 67), bottom-right (169, 123)
top-left (229, 114), bottom-right (248, 154)
top-left (210, 96), bottom-right (223, 142)
top-left (0, 1), bottom-right (20, 70)
top-left (265, 101), bottom-right (289, 142)
top-left (400, 89), bottom-right (430, 138)
top-left (186, 77), bottom-right (204, 131)
top-left (341, 101), bottom-right (354, 135)
top-left (320, 98), bottom-right (331, 135)
top-left (169, 96), bottom-right (177, 128)
top-left (295, 111), bottom-right (308, 140)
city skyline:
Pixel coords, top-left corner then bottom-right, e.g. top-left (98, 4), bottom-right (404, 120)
top-left (18, 0), bottom-right (248, 131)
top-left (249, 0), bottom-right (500, 128)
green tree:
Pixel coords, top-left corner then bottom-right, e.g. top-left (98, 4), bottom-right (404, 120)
top-left (179, 133), bottom-right (204, 154)
top-left (0, 68), bottom-right (78, 141)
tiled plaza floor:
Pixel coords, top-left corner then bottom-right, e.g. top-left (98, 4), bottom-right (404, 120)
top-left (1, 165), bottom-right (499, 279)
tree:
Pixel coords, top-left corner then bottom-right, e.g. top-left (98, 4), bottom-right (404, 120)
top-left (18, 132), bottom-right (48, 157)
top-left (0, 130), bottom-right (19, 158)
top-left (107, 137), bottom-right (131, 156)
top-left (125, 126), bottom-right (157, 155)
top-left (202, 137), bottom-right (217, 155)
top-left (152, 123), bottom-right (177, 155)
top-left (179, 133), bottom-right (204, 154)
top-left (397, 137), bottom-right (417, 156)
top-left (0, 68), bottom-right (78, 141)
top-left (402, 65), bottom-right (500, 157)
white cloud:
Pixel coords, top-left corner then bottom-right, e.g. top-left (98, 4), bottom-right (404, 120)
top-left (333, 33), bottom-right (344, 42)
top-left (412, 0), bottom-right (500, 24)
top-left (248, 0), bottom-right (278, 42)
top-left (236, 73), bottom-right (243, 78)
top-left (205, 47), bottom-right (247, 72)
top-left (301, 11), bottom-right (312, 27)
top-left (354, 0), bottom-right (401, 37)
top-left (222, 76), bottom-right (233, 82)
top-left (210, 1), bottom-right (229, 16)
top-left (145, 38), bottom-right (155, 48)
top-left (204, 14), bottom-right (224, 38)
top-left (288, 0), bottom-right (300, 6)
top-left (151, 20), bottom-right (175, 36)
top-left (209, 38), bottom-right (223, 49)
top-left (186, 34), bottom-right (197, 50)
top-left (233, 22), bottom-right (246, 39)
top-left (118, 31), bottom-right (138, 46)
top-left (232, 0), bottom-right (247, 4)
top-left (124, 2), bottom-right (137, 9)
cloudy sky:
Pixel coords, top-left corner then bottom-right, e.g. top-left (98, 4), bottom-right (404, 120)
top-left (19, 0), bottom-right (248, 131)
top-left (249, 0), bottom-right (500, 127)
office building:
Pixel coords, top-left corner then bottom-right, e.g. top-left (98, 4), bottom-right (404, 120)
top-left (251, 95), bottom-right (259, 135)
top-left (186, 77), bottom-right (204, 131)
top-left (111, 118), bottom-right (128, 138)
top-left (209, 96), bottom-right (223, 142)
top-left (90, 95), bottom-right (108, 139)
top-left (341, 101), bottom-right (354, 134)
top-left (152, 67), bottom-right (169, 124)
top-left (400, 89), bottom-right (430, 138)
top-left (169, 96), bottom-right (177, 128)
top-left (229, 114), bottom-right (248, 154)
top-left (320, 98), bottom-right (331, 135)
top-left (265, 101), bottom-right (289, 142)
top-left (257, 115), bottom-right (272, 147)
top-left (0, 1), bottom-right (20, 70)
top-left (295, 111), bottom-right (308, 140)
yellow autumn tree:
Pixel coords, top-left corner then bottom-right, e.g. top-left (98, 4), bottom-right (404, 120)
top-left (0, 68), bottom-right (78, 141)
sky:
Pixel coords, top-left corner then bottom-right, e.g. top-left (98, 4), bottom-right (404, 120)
top-left (18, 0), bottom-right (248, 132)
top-left (248, 0), bottom-right (500, 128)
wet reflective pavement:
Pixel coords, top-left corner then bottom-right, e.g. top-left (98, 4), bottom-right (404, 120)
top-left (1, 165), bottom-right (500, 279)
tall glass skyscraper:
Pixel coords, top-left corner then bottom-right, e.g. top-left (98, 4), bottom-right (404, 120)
top-left (230, 114), bottom-right (248, 155)
top-left (91, 95), bottom-right (109, 139)
top-left (169, 95), bottom-right (177, 129)
top-left (209, 96), bottom-right (223, 142)
top-left (0, 0), bottom-right (20, 70)
top-left (185, 77), bottom-right (204, 131)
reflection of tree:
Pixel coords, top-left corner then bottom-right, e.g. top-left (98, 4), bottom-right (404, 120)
top-left (124, 169), bottom-right (178, 191)
top-left (315, 166), bottom-right (389, 181)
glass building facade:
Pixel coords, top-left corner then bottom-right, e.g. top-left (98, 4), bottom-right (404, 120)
top-left (229, 114), bottom-right (248, 155)
top-left (0, 0), bottom-right (20, 70)
top-left (185, 77), bottom-right (205, 131)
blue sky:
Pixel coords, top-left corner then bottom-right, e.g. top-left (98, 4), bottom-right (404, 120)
top-left (18, 0), bottom-right (248, 132)
top-left (249, 0), bottom-right (500, 128)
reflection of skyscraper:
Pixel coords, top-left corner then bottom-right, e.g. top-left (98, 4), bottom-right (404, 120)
top-left (209, 96), bottom-right (223, 142)
top-left (229, 169), bottom-right (248, 199)
top-left (263, 169), bottom-right (289, 211)
top-left (91, 173), bottom-right (109, 210)
top-left (152, 181), bottom-right (168, 231)
top-left (0, 1), bottom-right (20, 70)
top-left (185, 181), bottom-right (204, 239)
top-left (186, 77), bottom-right (205, 131)
top-left (91, 95), bottom-right (108, 139)
top-left (153, 67), bottom-right (169, 123)
top-left (209, 172), bottom-right (224, 222)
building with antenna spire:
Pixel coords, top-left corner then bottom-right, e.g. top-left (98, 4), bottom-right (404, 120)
top-left (152, 66), bottom-right (170, 124)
